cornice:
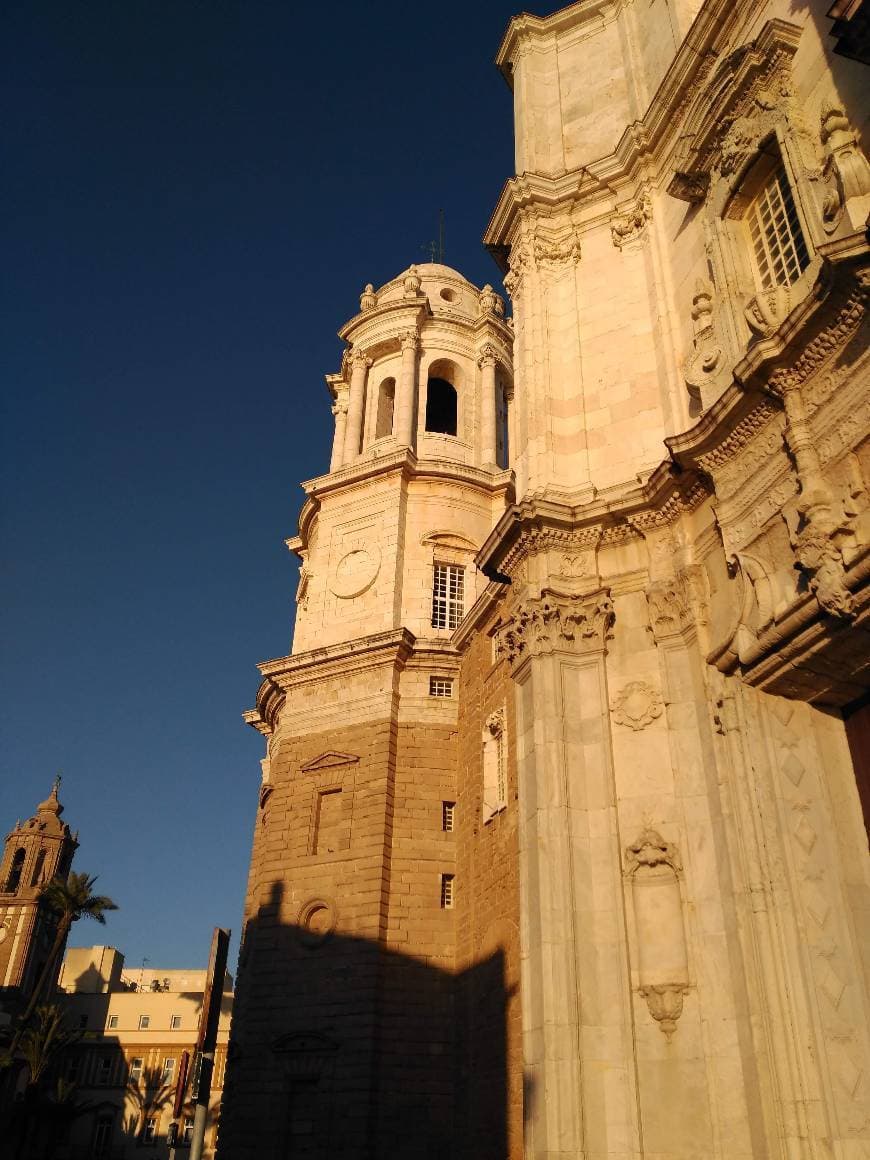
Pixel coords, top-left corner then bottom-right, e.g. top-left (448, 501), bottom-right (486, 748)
top-left (475, 464), bottom-right (710, 577)
top-left (338, 297), bottom-right (428, 347)
top-left (452, 580), bottom-right (508, 653)
top-left (495, 0), bottom-right (622, 86)
top-left (245, 628), bottom-right (417, 734)
top-left (300, 449), bottom-right (515, 504)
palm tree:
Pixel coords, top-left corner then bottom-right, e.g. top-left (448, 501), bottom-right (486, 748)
top-left (18, 1004), bottom-right (81, 1087)
top-left (9, 873), bottom-right (117, 1056)
top-left (14, 1004), bottom-right (83, 1160)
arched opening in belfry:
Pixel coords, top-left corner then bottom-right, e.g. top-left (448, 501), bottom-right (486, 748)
top-left (30, 848), bottom-right (47, 887)
top-left (6, 848), bottom-right (26, 893)
top-left (496, 379), bottom-right (511, 469)
top-left (375, 377), bottom-right (395, 439)
top-left (425, 377), bottom-right (457, 436)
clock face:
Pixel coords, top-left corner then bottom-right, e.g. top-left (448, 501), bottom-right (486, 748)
top-left (329, 544), bottom-right (381, 599)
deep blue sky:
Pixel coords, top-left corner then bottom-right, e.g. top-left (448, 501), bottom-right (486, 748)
top-left (2, 0), bottom-right (551, 972)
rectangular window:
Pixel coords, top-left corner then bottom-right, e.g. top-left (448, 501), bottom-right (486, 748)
top-left (183, 1117), bottom-right (195, 1144)
top-left (431, 564), bottom-right (464, 630)
top-left (429, 676), bottom-right (453, 697)
top-left (440, 873), bottom-right (455, 909)
top-left (170, 1014), bottom-right (182, 1030)
top-left (442, 802), bottom-right (455, 832)
top-left (93, 1114), bottom-right (113, 1158)
top-left (143, 1117), bottom-right (157, 1142)
top-left (129, 1057), bottom-right (143, 1083)
top-left (748, 165), bottom-right (809, 290)
top-left (96, 1056), bottom-right (112, 1085)
top-left (107, 1014), bottom-right (118, 1030)
top-left (138, 1015), bottom-right (150, 1030)
top-left (162, 1057), bottom-right (175, 1084)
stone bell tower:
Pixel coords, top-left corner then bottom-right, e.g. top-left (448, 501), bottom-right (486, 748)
top-left (219, 264), bottom-right (515, 1159)
top-left (0, 781), bottom-right (78, 1020)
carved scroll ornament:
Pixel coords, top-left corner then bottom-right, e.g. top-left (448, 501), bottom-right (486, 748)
top-left (495, 588), bottom-right (614, 673)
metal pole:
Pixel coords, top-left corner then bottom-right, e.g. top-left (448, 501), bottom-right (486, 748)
top-left (188, 928), bottom-right (229, 1160)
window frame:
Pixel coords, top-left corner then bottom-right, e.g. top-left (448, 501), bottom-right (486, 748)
top-left (431, 563), bottom-right (465, 631)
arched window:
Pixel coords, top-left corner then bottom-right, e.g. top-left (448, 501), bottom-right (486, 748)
top-left (496, 381), bottom-right (511, 469)
top-left (425, 378), bottom-right (457, 436)
top-left (375, 378), bottom-right (395, 439)
top-left (6, 848), bottom-right (26, 893)
top-left (30, 849), bottom-right (47, 887)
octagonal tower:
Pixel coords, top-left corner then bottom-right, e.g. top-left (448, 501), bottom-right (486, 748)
top-left (289, 263), bottom-right (513, 654)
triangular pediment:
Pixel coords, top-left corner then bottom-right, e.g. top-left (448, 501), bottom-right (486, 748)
top-left (300, 751), bottom-right (359, 772)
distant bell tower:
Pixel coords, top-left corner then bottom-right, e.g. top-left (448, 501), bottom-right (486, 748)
top-left (0, 782), bottom-right (78, 1018)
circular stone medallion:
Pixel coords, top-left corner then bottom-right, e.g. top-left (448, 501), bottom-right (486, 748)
top-left (330, 544), bottom-right (381, 599)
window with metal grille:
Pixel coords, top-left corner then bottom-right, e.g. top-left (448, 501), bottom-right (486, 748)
top-left (748, 165), bottom-right (809, 290)
top-left (431, 564), bottom-right (464, 630)
top-left (440, 873), bottom-right (455, 909)
top-left (429, 675), bottom-right (453, 697)
top-left (442, 801), bottom-right (455, 832)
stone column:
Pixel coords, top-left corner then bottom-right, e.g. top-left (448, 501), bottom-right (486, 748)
top-left (496, 587), bottom-right (640, 1160)
top-left (395, 330), bottom-right (419, 451)
top-left (330, 397), bottom-right (348, 471)
top-left (478, 344), bottom-right (498, 466)
top-left (343, 349), bottom-right (371, 463)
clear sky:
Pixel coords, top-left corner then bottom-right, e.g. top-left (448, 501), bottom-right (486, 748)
top-left (2, 0), bottom-right (550, 972)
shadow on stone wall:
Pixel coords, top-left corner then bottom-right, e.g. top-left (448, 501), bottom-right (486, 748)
top-left (218, 881), bottom-right (521, 1160)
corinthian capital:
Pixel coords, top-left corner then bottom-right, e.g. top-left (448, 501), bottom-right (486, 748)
top-left (399, 329), bottom-right (419, 352)
top-left (495, 588), bottom-right (614, 674)
top-left (477, 344), bottom-right (498, 370)
top-left (348, 347), bottom-right (372, 370)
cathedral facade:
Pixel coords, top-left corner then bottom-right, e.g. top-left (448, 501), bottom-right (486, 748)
top-left (220, 1), bottom-right (870, 1157)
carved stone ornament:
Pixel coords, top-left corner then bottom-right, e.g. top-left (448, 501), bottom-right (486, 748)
top-left (403, 264), bottom-right (422, 297)
top-left (639, 984), bottom-right (690, 1041)
top-left (684, 278), bottom-right (725, 403)
top-left (485, 707), bottom-right (506, 738)
top-left (494, 588), bottom-right (614, 672)
top-left (611, 681), bottom-right (664, 731)
top-left (503, 223), bottom-right (581, 300)
top-left (744, 285), bottom-right (791, 339)
top-left (646, 573), bottom-right (695, 640)
top-left (788, 501), bottom-right (856, 619)
top-left (399, 329), bottom-right (419, 352)
top-left (359, 283), bottom-right (377, 311)
top-left (348, 346), bottom-right (372, 370)
top-left (667, 19), bottom-right (802, 204)
top-left (819, 99), bottom-right (870, 234)
top-left (610, 191), bottom-right (652, 249)
top-left (478, 283), bottom-right (505, 317)
top-left (625, 827), bottom-right (682, 875)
